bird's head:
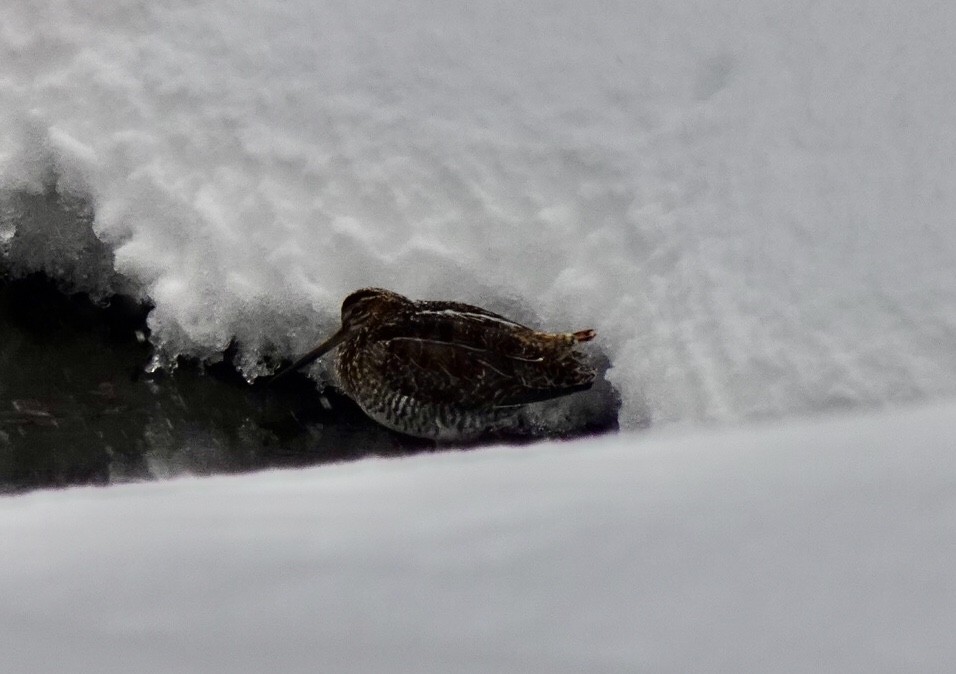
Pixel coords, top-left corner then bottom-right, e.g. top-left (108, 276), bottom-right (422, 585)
top-left (270, 288), bottom-right (412, 382)
top-left (339, 287), bottom-right (410, 332)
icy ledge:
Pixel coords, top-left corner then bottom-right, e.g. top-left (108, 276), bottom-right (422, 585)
top-left (2, 400), bottom-right (954, 672)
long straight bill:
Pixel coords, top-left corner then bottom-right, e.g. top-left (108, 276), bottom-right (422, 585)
top-left (269, 326), bottom-right (349, 385)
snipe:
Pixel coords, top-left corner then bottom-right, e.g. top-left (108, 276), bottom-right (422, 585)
top-left (272, 288), bottom-right (597, 441)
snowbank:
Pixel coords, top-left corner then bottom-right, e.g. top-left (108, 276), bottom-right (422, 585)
top-left (2, 400), bottom-right (954, 672)
top-left (2, 1), bottom-right (955, 428)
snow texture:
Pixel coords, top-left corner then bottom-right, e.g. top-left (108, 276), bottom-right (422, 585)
top-left (2, 400), bottom-right (955, 672)
top-left (3, 0), bottom-right (956, 427)
top-left (2, 3), bottom-right (956, 670)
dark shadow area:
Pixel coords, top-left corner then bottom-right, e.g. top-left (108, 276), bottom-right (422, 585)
top-left (0, 274), bottom-right (435, 493)
top-left (0, 273), bottom-right (620, 493)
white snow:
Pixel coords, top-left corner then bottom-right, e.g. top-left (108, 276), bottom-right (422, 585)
top-left (3, 0), bottom-right (956, 425)
top-left (2, 400), bottom-right (955, 672)
top-left (2, 1), bottom-right (956, 669)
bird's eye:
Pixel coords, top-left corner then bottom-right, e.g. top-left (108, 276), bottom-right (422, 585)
top-left (344, 307), bottom-right (367, 326)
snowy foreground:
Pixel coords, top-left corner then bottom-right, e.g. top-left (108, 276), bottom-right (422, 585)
top-left (3, 401), bottom-right (955, 673)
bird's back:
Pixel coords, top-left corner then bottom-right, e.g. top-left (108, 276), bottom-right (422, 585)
top-left (337, 300), bottom-right (596, 412)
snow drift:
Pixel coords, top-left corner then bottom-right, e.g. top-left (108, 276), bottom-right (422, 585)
top-left (2, 0), bottom-right (954, 429)
top-left (2, 400), bottom-right (955, 672)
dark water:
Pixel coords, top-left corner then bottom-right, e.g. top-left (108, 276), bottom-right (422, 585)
top-left (0, 273), bottom-right (436, 492)
top-left (0, 273), bottom-right (619, 493)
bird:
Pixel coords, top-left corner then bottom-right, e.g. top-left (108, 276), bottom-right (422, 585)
top-left (271, 288), bottom-right (597, 441)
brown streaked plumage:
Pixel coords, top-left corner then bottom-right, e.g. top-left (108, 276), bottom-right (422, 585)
top-left (272, 288), bottom-right (597, 441)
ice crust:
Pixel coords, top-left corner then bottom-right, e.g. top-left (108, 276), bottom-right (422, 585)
top-left (2, 1), bottom-right (956, 427)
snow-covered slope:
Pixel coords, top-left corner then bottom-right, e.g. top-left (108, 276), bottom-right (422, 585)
top-left (2, 401), bottom-right (955, 672)
top-left (3, 1), bottom-right (955, 427)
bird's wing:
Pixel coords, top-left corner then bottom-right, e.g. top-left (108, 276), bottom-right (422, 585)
top-left (365, 333), bottom-right (595, 409)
